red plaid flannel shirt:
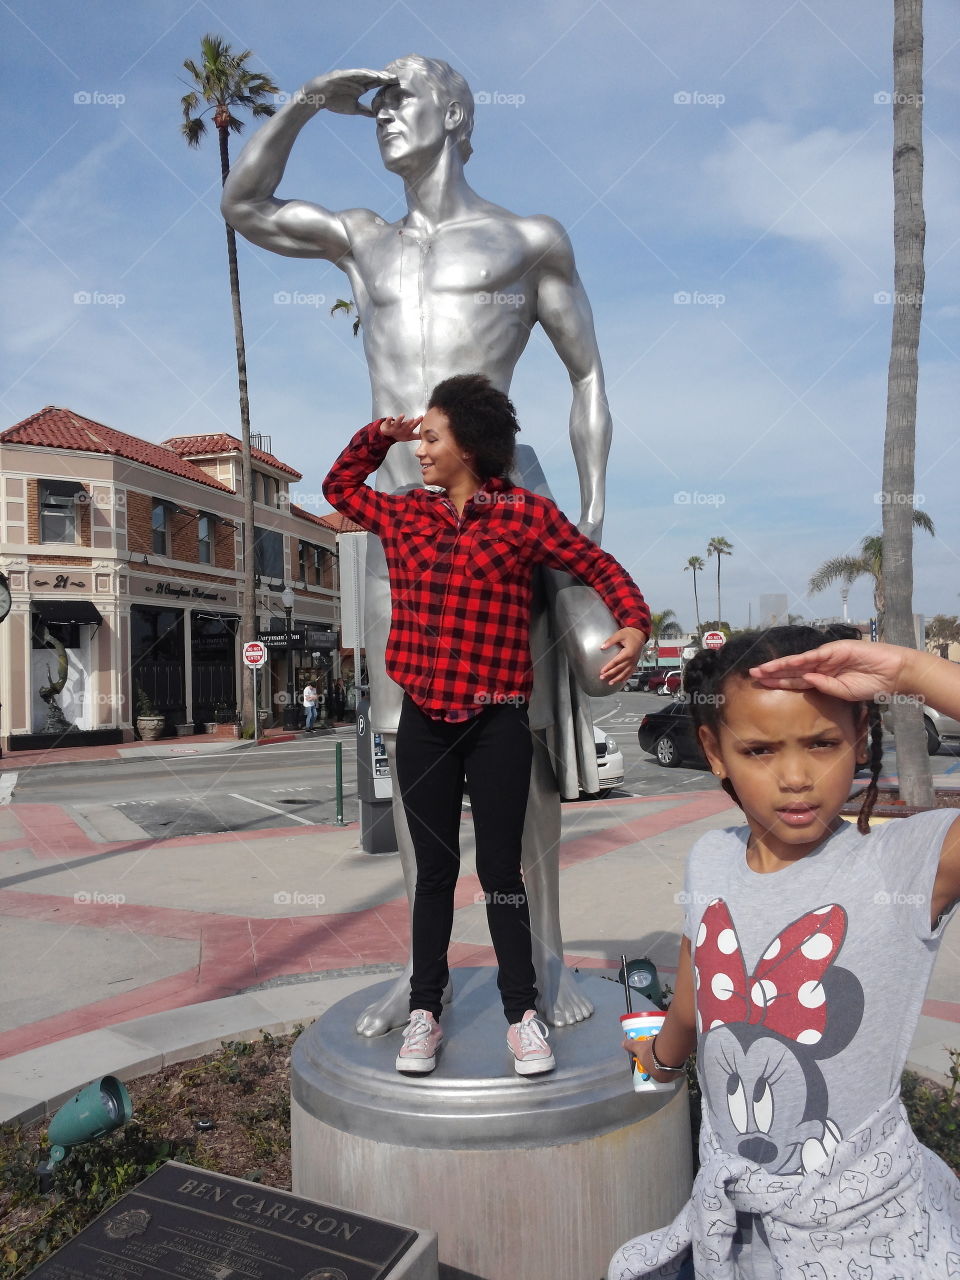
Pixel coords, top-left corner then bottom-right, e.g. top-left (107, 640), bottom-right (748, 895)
top-left (323, 421), bottom-right (651, 719)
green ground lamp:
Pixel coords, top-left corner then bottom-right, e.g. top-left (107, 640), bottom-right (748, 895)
top-left (621, 957), bottom-right (666, 1010)
top-left (39, 1076), bottom-right (133, 1189)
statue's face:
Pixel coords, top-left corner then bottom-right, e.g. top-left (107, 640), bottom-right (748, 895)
top-left (374, 69), bottom-right (450, 175)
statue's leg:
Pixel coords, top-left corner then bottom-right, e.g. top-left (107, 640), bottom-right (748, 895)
top-left (523, 733), bottom-right (594, 1026)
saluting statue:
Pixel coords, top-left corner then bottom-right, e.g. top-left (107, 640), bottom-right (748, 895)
top-left (223, 55), bottom-right (636, 1033)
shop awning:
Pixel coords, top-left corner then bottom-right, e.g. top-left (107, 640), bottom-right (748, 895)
top-left (34, 600), bottom-right (103, 625)
top-left (40, 479), bottom-right (87, 498)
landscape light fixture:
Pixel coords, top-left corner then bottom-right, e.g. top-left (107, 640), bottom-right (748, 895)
top-left (618, 957), bottom-right (666, 1010)
top-left (38, 1075), bottom-right (133, 1191)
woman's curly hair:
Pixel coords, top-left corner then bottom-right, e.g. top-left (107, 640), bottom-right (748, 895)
top-left (683, 624), bottom-right (883, 834)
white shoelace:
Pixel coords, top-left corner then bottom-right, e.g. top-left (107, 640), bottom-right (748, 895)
top-left (517, 1015), bottom-right (550, 1052)
top-left (402, 1012), bottom-right (434, 1051)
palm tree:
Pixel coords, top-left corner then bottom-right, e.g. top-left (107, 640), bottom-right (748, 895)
top-left (706, 537), bottom-right (733, 626)
top-left (684, 555), bottom-right (704, 636)
top-left (645, 609), bottom-right (677, 670)
top-left (808, 511), bottom-right (934, 637)
top-left (181, 34), bottom-right (278, 735)
top-left (881, 0), bottom-right (932, 806)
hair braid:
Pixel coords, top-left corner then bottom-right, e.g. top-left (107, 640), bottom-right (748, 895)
top-left (856, 703), bottom-right (884, 834)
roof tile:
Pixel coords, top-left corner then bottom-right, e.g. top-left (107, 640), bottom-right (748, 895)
top-left (165, 432), bottom-right (301, 479)
top-left (1, 407), bottom-right (234, 493)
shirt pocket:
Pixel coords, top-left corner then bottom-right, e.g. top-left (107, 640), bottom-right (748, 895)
top-left (464, 530), bottom-right (528, 581)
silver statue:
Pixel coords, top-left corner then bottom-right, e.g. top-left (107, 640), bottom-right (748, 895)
top-left (223, 55), bottom-right (628, 1032)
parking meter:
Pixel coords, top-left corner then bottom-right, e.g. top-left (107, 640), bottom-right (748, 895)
top-left (355, 696), bottom-right (397, 854)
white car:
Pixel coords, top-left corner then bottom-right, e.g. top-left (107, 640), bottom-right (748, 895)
top-left (590, 725), bottom-right (624, 797)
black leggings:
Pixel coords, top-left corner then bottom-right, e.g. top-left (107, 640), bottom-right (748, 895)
top-left (394, 695), bottom-right (537, 1023)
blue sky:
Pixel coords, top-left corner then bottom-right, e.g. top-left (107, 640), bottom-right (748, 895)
top-left (2, 0), bottom-right (958, 631)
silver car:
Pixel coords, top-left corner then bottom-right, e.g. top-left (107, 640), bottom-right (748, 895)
top-left (881, 702), bottom-right (960, 755)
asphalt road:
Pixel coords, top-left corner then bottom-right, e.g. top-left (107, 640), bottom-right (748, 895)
top-left (8, 691), bottom-right (907, 840)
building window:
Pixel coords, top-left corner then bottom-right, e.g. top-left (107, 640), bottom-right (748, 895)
top-left (254, 527), bottom-right (284, 579)
top-left (198, 514), bottom-right (213, 565)
top-left (152, 501), bottom-right (168, 555)
top-left (39, 482), bottom-right (78, 543)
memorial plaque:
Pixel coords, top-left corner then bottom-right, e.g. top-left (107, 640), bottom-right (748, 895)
top-left (28, 1160), bottom-right (424, 1279)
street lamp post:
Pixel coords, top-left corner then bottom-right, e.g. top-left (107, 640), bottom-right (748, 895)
top-left (281, 585), bottom-right (296, 729)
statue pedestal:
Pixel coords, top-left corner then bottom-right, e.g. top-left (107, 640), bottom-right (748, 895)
top-left (291, 969), bottom-right (692, 1280)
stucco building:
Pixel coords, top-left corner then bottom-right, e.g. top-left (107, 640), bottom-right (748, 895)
top-left (0, 407), bottom-right (342, 752)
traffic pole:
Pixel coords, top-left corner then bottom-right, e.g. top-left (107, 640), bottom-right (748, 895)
top-left (335, 740), bottom-right (344, 826)
top-left (253, 667), bottom-right (259, 745)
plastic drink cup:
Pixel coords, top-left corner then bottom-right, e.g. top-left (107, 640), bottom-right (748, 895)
top-left (620, 1011), bottom-right (675, 1093)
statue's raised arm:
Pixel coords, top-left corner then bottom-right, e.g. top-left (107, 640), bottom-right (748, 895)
top-left (220, 68), bottom-right (397, 261)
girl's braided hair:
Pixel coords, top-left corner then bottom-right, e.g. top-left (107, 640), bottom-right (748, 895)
top-left (683, 624), bottom-right (883, 835)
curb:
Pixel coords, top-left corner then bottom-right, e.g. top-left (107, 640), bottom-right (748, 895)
top-left (0, 968), bottom-right (397, 1128)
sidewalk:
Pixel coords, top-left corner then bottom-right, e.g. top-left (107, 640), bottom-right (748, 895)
top-left (0, 723), bottom-right (352, 773)
top-left (1, 782), bottom-right (958, 1124)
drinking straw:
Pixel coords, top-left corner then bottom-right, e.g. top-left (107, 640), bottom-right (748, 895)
top-left (621, 954), bottom-right (632, 1012)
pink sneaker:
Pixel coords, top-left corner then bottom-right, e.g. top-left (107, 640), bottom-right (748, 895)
top-left (507, 1010), bottom-right (556, 1076)
top-left (395, 1010), bottom-right (443, 1074)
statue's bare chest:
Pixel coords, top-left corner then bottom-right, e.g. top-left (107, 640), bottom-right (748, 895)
top-left (357, 223), bottom-right (533, 306)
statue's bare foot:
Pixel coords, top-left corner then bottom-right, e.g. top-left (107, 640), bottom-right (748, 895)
top-left (538, 962), bottom-right (594, 1026)
top-left (355, 970), bottom-right (452, 1037)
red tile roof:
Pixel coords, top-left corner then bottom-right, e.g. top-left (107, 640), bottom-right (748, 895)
top-left (1, 407), bottom-right (234, 493)
top-left (314, 510), bottom-right (366, 534)
top-left (164, 432), bottom-right (301, 479)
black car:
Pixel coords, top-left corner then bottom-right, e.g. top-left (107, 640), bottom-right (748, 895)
top-left (637, 699), bottom-right (706, 768)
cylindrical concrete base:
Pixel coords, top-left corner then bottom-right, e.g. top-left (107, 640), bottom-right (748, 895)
top-left (291, 969), bottom-right (692, 1280)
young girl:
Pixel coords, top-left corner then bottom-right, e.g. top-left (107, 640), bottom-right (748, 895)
top-left (323, 374), bottom-right (650, 1077)
top-left (610, 625), bottom-right (960, 1280)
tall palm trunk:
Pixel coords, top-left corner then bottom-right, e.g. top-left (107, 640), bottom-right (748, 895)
top-left (882, 0), bottom-right (933, 806)
top-left (715, 559), bottom-right (722, 627)
top-left (692, 571), bottom-right (702, 636)
top-left (218, 120), bottom-right (257, 734)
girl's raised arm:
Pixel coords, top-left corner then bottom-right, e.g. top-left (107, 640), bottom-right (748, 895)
top-left (752, 640), bottom-right (960, 721)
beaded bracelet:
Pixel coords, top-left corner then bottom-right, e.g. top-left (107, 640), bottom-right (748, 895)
top-left (650, 1035), bottom-right (686, 1075)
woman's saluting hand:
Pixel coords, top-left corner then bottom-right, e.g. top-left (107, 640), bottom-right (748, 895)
top-left (379, 415), bottom-right (423, 442)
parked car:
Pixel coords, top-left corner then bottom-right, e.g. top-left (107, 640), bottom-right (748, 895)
top-left (656, 670), bottom-right (683, 697)
top-left (624, 665), bottom-right (660, 692)
top-left (880, 702), bottom-right (960, 755)
top-left (576, 725), bottom-right (625, 797)
top-left (637, 700), bottom-right (705, 768)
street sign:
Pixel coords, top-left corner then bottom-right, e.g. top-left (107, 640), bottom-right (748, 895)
top-left (702, 630), bottom-right (726, 650)
top-left (242, 640), bottom-right (267, 668)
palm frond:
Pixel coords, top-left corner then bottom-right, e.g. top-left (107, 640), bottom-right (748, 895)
top-left (913, 509), bottom-right (935, 535)
top-left (807, 555), bottom-right (871, 596)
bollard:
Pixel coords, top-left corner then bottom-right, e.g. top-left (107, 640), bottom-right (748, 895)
top-left (335, 740), bottom-right (345, 826)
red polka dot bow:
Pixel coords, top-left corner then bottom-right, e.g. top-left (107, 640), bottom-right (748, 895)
top-left (694, 898), bottom-right (847, 1044)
